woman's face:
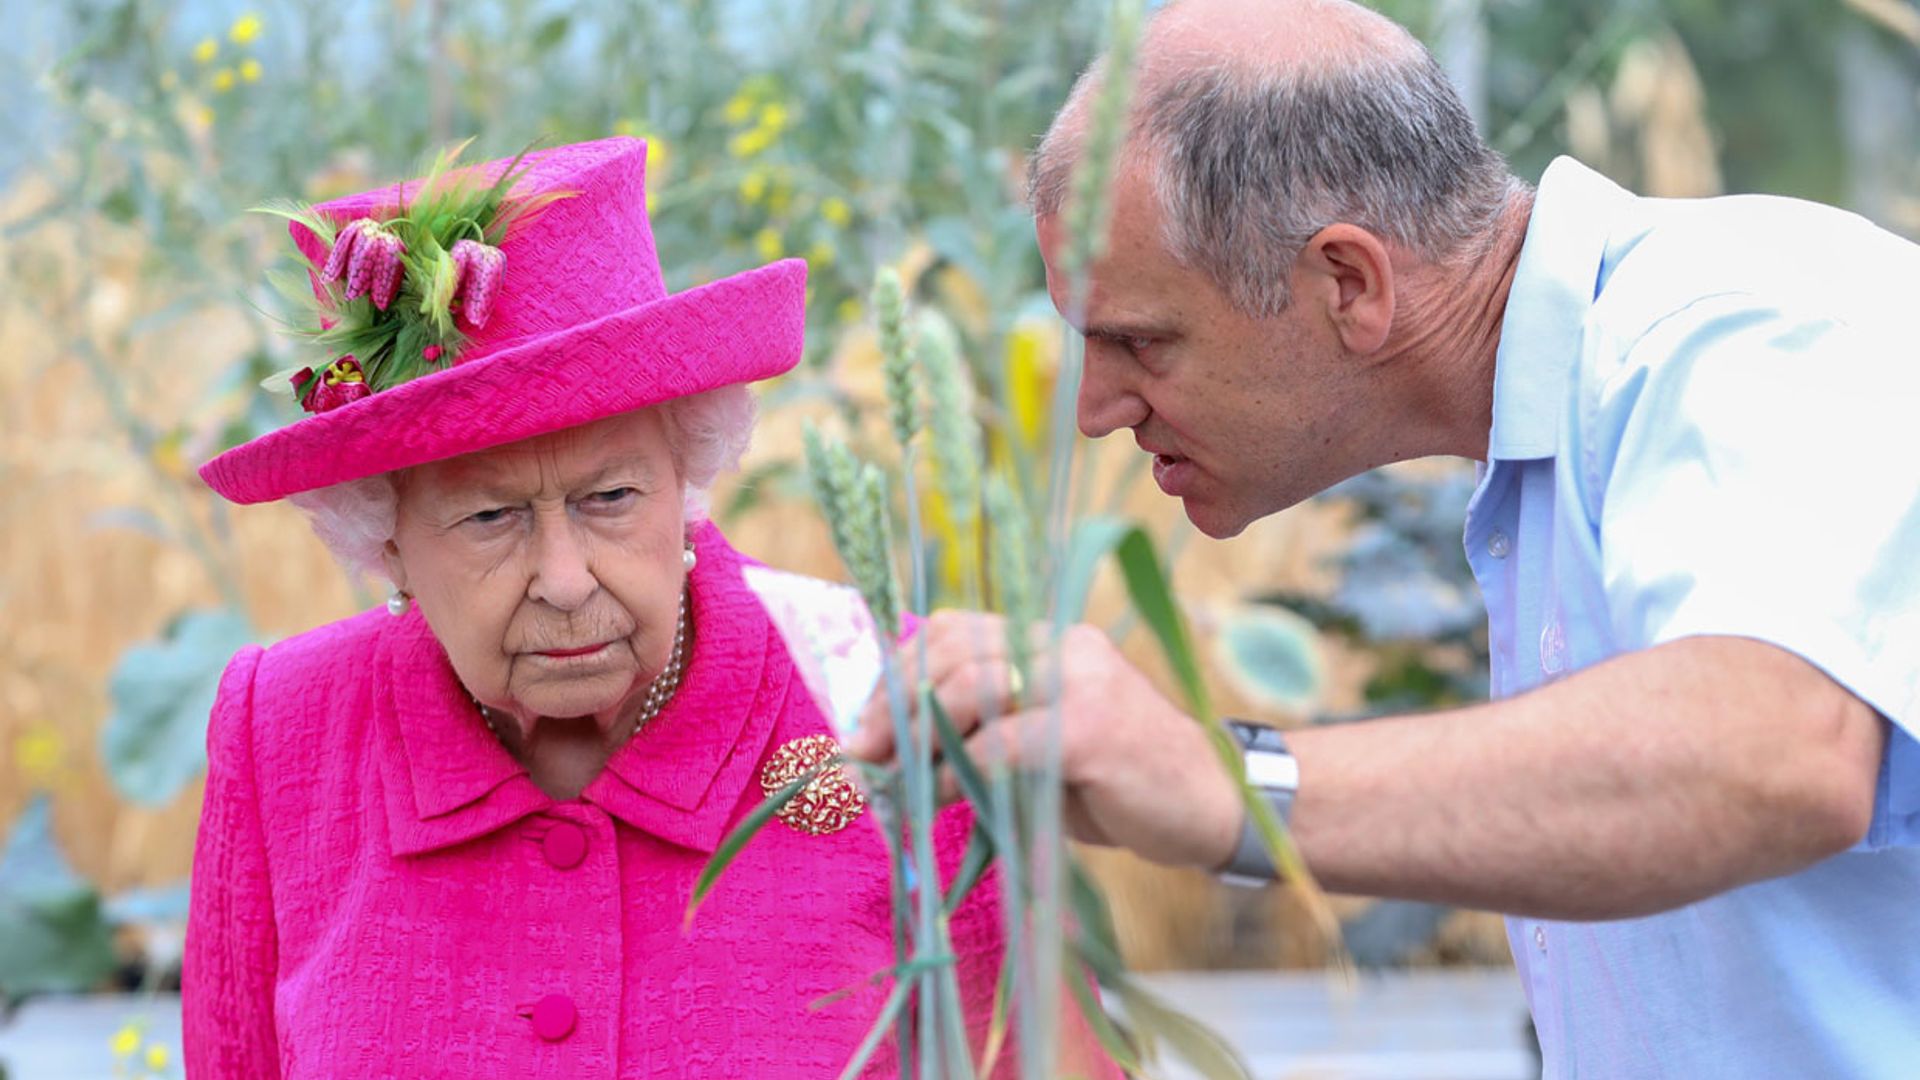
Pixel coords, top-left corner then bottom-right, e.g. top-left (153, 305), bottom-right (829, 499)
top-left (384, 408), bottom-right (687, 737)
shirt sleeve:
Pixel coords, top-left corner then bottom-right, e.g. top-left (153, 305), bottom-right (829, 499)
top-left (1589, 292), bottom-right (1920, 850)
top-left (184, 646), bottom-right (282, 1079)
top-left (741, 565), bottom-right (887, 738)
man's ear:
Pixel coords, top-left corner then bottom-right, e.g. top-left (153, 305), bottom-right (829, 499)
top-left (1293, 224), bottom-right (1395, 355)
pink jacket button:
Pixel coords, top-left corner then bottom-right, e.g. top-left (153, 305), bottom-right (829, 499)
top-left (530, 993), bottom-right (577, 1042)
top-left (542, 822), bottom-right (587, 869)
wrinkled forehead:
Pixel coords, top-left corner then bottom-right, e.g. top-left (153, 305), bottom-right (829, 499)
top-left (1037, 164), bottom-right (1192, 327)
top-left (396, 408), bottom-right (672, 501)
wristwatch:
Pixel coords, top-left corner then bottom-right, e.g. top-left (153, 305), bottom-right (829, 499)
top-left (1217, 719), bottom-right (1299, 887)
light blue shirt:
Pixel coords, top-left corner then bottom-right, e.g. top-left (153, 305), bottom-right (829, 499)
top-left (1468, 157), bottom-right (1920, 1078)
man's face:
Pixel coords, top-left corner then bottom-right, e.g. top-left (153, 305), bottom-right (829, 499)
top-left (1037, 164), bottom-right (1364, 538)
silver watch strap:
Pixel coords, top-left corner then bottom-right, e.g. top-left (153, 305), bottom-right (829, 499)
top-left (1218, 720), bottom-right (1297, 885)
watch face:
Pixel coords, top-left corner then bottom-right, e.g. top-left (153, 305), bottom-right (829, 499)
top-left (1225, 719), bottom-right (1289, 755)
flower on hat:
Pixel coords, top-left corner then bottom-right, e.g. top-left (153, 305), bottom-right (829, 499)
top-left (255, 139), bottom-right (573, 412)
top-left (298, 357), bottom-right (372, 413)
top-left (324, 218), bottom-right (408, 311)
top-left (449, 238), bottom-right (506, 330)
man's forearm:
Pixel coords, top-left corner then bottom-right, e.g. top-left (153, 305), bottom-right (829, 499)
top-left (1283, 636), bottom-right (1885, 920)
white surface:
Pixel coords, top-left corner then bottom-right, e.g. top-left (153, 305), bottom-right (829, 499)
top-left (0, 970), bottom-right (1535, 1079)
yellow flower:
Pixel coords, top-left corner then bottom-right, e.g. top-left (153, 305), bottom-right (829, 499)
top-left (764, 180), bottom-right (792, 215)
top-left (111, 1025), bottom-right (140, 1059)
top-left (240, 58), bottom-right (262, 83)
top-left (727, 127), bottom-right (774, 159)
top-left (1005, 320), bottom-right (1059, 447)
top-left (757, 102), bottom-right (790, 133)
top-left (212, 68), bottom-right (236, 93)
top-left (920, 475), bottom-right (974, 593)
top-left (151, 430), bottom-right (190, 477)
top-left (821, 197), bottom-right (852, 227)
top-left (836, 298), bottom-right (862, 324)
top-left (229, 13), bottom-right (263, 45)
top-left (806, 240), bottom-right (836, 267)
top-left (723, 93), bottom-right (755, 127)
top-left (644, 138), bottom-right (670, 189)
top-left (191, 104), bottom-right (216, 129)
top-left (737, 168), bottom-right (769, 205)
top-left (193, 37), bottom-right (218, 64)
top-left (13, 726), bottom-right (65, 782)
top-left (145, 1042), bottom-right (171, 1070)
top-left (753, 228), bottom-right (783, 261)
top-left (612, 118), bottom-right (637, 136)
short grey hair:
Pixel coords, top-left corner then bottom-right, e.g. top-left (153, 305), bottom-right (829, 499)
top-left (1029, 37), bottom-right (1521, 317)
top-left (289, 385), bottom-right (757, 579)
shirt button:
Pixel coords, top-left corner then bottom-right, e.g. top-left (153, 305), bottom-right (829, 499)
top-left (530, 994), bottom-right (577, 1042)
top-left (1486, 530), bottom-right (1511, 559)
top-left (1540, 622), bottom-right (1567, 675)
top-left (542, 822), bottom-right (587, 870)
top-left (1533, 926), bottom-right (1548, 953)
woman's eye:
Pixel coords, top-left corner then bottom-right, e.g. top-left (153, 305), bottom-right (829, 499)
top-left (466, 507), bottom-right (511, 525)
top-left (587, 487), bottom-right (638, 506)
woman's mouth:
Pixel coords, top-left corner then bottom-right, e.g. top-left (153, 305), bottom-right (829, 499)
top-left (536, 642), bottom-right (612, 660)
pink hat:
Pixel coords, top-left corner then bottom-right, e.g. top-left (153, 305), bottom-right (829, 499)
top-left (198, 136), bottom-right (806, 505)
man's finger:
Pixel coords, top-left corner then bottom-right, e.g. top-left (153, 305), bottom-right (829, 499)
top-left (844, 701), bottom-right (895, 763)
top-left (925, 710), bottom-right (1042, 802)
top-left (925, 656), bottom-right (1025, 739)
top-left (848, 609), bottom-right (1049, 763)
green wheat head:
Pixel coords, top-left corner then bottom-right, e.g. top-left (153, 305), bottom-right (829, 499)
top-left (916, 312), bottom-right (983, 530)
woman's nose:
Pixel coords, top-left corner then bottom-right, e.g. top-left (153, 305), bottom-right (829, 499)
top-left (526, 514), bottom-right (597, 611)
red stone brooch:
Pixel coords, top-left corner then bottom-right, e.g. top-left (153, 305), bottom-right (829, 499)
top-left (760, 734), bottom-right (866, 837)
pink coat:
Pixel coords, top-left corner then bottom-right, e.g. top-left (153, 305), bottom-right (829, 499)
top-left (183, 526), bottom-right (1023, 1078)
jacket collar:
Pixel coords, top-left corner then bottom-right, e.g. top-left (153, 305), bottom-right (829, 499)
top-left (374, 522), bottom-right (788, 857)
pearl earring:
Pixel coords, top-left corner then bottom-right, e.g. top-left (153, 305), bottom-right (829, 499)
top-left (682, 543), bottom-right (698, 572)
top-left (386, 590), bottom-right (412, 617)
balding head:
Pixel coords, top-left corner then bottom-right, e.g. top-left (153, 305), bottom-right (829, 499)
top-left (1146, 0), bottom-right (1423, 75)
top-left (1030, 0), bottom-right (1518, 317)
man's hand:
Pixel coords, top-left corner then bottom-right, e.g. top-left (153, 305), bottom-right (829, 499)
top-left (844, 609), bottom-right (1245, 870)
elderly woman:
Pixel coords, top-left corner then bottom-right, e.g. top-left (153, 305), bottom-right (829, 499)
top-left (183, 138), bottom-right (1099, 1079)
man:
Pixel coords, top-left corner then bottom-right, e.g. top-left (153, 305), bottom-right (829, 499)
top-left (849, 0), bottom-right (1920, 1074)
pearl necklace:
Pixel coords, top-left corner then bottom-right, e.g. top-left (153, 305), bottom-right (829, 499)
top-left (475, 588), bottom-right (691, 746)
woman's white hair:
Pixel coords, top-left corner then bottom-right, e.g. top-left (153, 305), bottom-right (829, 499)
top-left (288, 385), bottom-right (757, 580)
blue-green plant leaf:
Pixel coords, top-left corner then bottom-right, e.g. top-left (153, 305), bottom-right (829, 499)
top-left (0, 796), bottom-right (117, 1004)
top-left (1214, 604), bottom-right (1324, 712)
top-left (100, 608), bottom-right (256, 807)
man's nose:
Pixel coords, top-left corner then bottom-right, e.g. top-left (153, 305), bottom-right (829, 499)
top-left (1076, 347), bottom-right (1149, 439)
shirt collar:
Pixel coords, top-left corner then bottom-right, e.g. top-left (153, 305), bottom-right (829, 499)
top-left (1486, 156), bottom-right (1631, 461)
top-left (374, 522), bottom-right (788, 857)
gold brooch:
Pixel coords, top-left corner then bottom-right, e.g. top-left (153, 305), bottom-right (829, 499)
top-left (761, 734), bottom-right (867, 836)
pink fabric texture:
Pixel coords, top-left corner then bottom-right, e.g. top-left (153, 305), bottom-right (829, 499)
top-left (196, 137), bottom-right (806, 505)
top-left (183, 525), bottom-right (1018, 1078)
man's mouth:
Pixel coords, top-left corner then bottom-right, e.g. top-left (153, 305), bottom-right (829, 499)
top-left (1151, 452), bottom-right (1198, 496)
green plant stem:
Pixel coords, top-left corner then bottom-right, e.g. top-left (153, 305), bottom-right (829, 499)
top-left (897, 449), bottom-right (964, 1076)
top-left (901, 451), bottom-right (978, 1078)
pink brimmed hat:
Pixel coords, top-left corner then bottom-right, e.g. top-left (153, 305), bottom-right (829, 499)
top-left (198, 136), bottom-right (806, 505)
